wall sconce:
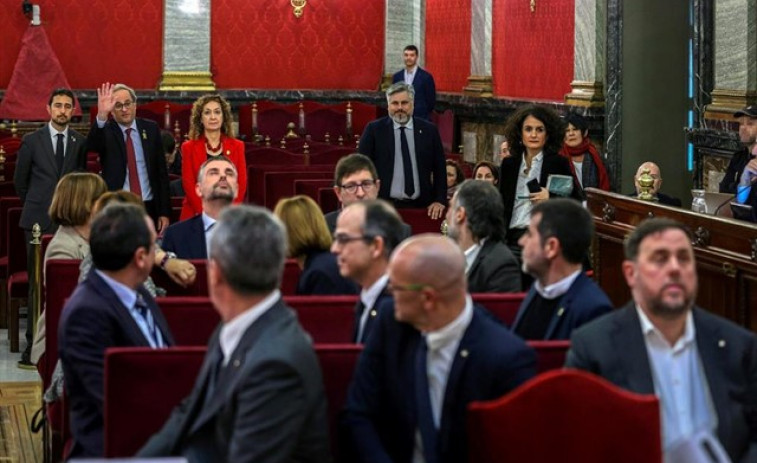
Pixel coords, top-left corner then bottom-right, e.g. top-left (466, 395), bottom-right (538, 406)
top-left (291, 0), bottom-right (306, 18)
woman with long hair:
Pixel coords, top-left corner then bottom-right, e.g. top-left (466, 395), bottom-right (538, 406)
top-left (180, 94), bottom-right (247, 220)
top-left (560, 112), bottom-right (610, 197)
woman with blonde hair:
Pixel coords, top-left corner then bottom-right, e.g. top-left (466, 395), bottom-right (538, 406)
top-left (274, 195), bottom-right (357, 295)
top-left (180, 94), bottom-right (247, 220)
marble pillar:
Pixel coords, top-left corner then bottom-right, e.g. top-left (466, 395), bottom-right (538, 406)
top-left (464, 0), bottom-right (493, 96)
top-left (383, 0), bottom-right (425, 88)
top-left (159, 0), bottom-right (216, 91)
top-left (707, 0), bottom-right (757, 117)
top-left (565, 0), bottom-right (606, 107)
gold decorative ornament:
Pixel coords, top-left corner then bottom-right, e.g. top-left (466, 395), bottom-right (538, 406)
top-left (285, 122), bottom-right (299, 139)
top-left (291, 0), bottom-right (307, 18)
top-left (636, 168), bottom-right (656, 201)
top-left (530, 0), bottom-right (536, 13)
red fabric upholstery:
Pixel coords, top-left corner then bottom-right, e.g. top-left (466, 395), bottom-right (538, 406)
top-left (136, 100), bottom-right (193, 136)
top-left (263, 171), bottom-right (334, 209)
top-left (471, 293), bottom-right (526, 327)
top-left (0, 138), bottom-right (22, 156)
top-left (295, 179), bottom-right (334, 205)
top-left (282, 259), bottom-right (302, 296)
top-left (149, 259), bottom-right (208, 297)
top-left (426, 0), bottom-right (472, 93)
top-left (526, 340), bottom-right (571, 373)
top-left (315, 343), bottom-right (363, 460)
top-left (104, 347), bottom-right (207, 457)
top-left (467, 369), bottom-right (662, 463)
top-left (157, 297), bottom-right (220, 346)
top-left (247, 165), bottom-right (333, 205)
top-left (397, 208), bottom-right (445, 235)
top-left (6, 207), bottom-right (26, 351)
top-left (308, 148), bottom-right (352, 165)
top-left (246, 147), bottom-right (310, 166)
top-left (285, 295), bottom-right (358, 343)
top-left (0, 197), bottom-right (22, 258)
top-left (318, 187), bottom-right (340, 215)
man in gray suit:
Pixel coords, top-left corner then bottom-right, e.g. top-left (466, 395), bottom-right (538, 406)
top-left (446, 180), bottom-right (521, 293)
top-left (139, 205), bottom-right (331, 463)
top-left (566, 218), bottom-right (757, 461)
top-left (14, 88), bottom-right (87, 367)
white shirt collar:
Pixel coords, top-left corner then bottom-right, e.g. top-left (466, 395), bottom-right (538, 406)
top-left (393, 118), bottom-right (414, 131)
top-left (424, 295), bottom-right (474, 352)
top-left (533, 269), bottom-right (581, 300)
top-left (201, 212), bottom-right (216, 232)
top-left (219, 290), bottom-right (281, 364)
top-left (48, 122), bottom-right (68, 138)
top-left (360, 274), bottom-right (389, 309)
top-left (463, 238), bottom-right (486, 274)
top-left (118, 120), bottom-right (138, 133)
top-left (636, 304), bottom-right (696, 350)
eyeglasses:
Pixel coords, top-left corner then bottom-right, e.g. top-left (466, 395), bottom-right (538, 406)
top-left (340, 180), bottom-right (376, 194)
top-left (387, 282), bottom-right (428, 293)
top-left (332, 233), bottom-right (375, 246)
top-left (114, 101), bottom-right (134, 111)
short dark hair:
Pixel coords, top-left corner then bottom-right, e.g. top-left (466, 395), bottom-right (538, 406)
top-left (455, 180), bottom-right (506, 242)
top-left (48, 88), bottom-right (75, 106)
top-left (404, 45), bottom-right (419, 54)
top-left (504, 105), bottom-right (565, 155)
top-left (361, 200), bottom-right (405, 259)
top-left (90, 203), bottom-right (152, 271)
top-left (531, 198), bottom-right (593, 264)
top-left (334, 153), bottom-right (378, 186)
top-left (564, 111), bottom-right (589, 134)
top-left (624, 218), bottom-right (692, 261)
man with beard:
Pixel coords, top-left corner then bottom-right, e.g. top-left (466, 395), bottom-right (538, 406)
top-left (720, 105), bottom-right (757, 215)
top-left (358, 82), bottom-right (446, 219)
top-left (566, 218), bottom-right (757, 461)
top-left (14, 88), bottom-right (87, 367)
top-left (161, 157), bottom-right (238, 259)
top-left (391, 45), bottom-right (436, 121)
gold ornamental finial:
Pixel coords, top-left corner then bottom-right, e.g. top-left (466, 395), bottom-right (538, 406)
top-left (291, 0), bottom-right (306, 18)
top-left (637, 168), bottom-right (657, 202)
top-left (285, 122), bottom-right (299, 139)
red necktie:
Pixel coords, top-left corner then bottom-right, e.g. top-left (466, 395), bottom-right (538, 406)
top-left (125, 128), bottom-right (142, 197)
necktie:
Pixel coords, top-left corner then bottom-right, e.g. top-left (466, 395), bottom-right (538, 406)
top-left (134, 295), bottom-right (160, 347)
top-left (415, 339), bottom-right (439, 463)
top-left (352, 299), bottom-right (366, 343)
top-left (399, 127), bottom-right (415, 197)
top-left (125, 128), bottom-right (142, 197)
top-left (55, 133), bottom-right (65, 173)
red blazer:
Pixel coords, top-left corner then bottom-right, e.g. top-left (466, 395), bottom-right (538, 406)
top-left (180, 137), bottom-right (247, 220)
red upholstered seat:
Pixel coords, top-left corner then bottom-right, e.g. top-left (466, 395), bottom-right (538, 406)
top-left (157, 297), bottom-right (220, 346)
top-left (282, 258), bottom-right (302, 295)
top-left (397, 208), bottom-right (445, 235)
top-left (285, 295), bottom-right (358, 343)
top-left (318, 187), bottom-right (340, 215)
top-left (470, 292), bottom-right (526, 327)
top-left (526, 340), bottom-right (571, 373)
top-left (0, 197), bottom-right (22, 329)
top-left (467, 369), bottom-right (662, 463)
top-left (6, 207), bottom-right (27, 352)
top-left (0, 137), bottom-right (22, 155)
top-left (294, 179), bottom-right (334, 204)
top-left (247, 164), bottom-right (333, 205)
top-left (149, 259), bottom-right (208, 297)
top-left (263, 170), bottom-right (334, 210)
top-left (104, 346), bottom-right (207, 457)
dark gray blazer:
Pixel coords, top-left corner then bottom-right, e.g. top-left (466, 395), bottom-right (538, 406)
top-left (14, 125), bottom-right (87, 231)
top-left (566, 303), bottom-right (757, 462)
top-left (138, 298), bottom-right (332, 463)
top-left (467, 239), bottom-right (521, 293)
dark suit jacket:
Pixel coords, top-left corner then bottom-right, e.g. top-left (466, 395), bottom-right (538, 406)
top-left (58, 269), bottom-right (175, 458)
top-left (324, 209), bottom-right (412, 240)
top-left (341, 303), bottom-right (536, 463)
top-left (499, 150), bottom-right (577, 228)
top-left (566, 303), bottom-right (757, 462)
top-left (87, 117), bottom-right (171, 218)
top-left (138, 298), bottom-right (332, 463)
top-left (467, 239), bottom-right (521, 293)
top-left (14, 125), bottom-right (87, 231)
top-left (358, 116), bottom-right (446, 207)
top-left (161, 215), bottom-right (207, 259)
top-left (392, 67), bottom-right (436, 121)
top-left (297, 251), bottom-right (358, 295)
top-left (512, 273), bottom-right (612, 339)
top-left (353, 282), bottom-right (393, 344)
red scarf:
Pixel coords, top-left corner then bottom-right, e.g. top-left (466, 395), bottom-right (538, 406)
top-left (560, 138), bottom-right (610, 191)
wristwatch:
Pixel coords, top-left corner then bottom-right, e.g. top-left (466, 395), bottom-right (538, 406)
top-left (160, 251), bottom-right (177, 269)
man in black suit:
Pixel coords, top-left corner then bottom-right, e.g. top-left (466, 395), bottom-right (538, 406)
top-left (87, 82), bottom-right (171, 231)
top-left (59, 203), bottom-right (174, 458)
top-left (341, 235), bottom-right (536, 463)
top-left (512, 198), bottom-right (612, 339)
top-left (566, 218), bottom-right (757, 461)
top-left (161, 157), bottom-right (238, 259)
top-left (391, 45), bottom-right (436, 121)
top-left (331, 200), bottom-right (405, 343)
top-left (139, 205), bottom-right (331, 463)
top-left (14, 88), bottom-right (87, 367)
top-left (358, 82), bottom-right (446, 219)
top-left (629, 161), bottom-right (682, 207)
top-left (324, 153), bottom-right (411, 239)
top-left (446, 180), bottom-right (521, 293)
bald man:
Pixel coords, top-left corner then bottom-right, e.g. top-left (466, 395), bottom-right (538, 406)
top-left (629, 161), bottom-right (682, 207)
top-left (341, 235), bottom-right (536, 463)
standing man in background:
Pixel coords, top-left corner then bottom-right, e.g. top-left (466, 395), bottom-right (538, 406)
top-left (392, 45), bottom-right (436, 121)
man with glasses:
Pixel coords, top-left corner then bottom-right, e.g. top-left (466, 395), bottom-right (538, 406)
top-left (341, 235), bottom-right (536, 463)
top-left (331, 200), bottom-right (405, 343)
top-left (87, 82), bottom-right (171, 232)
top-left (325, 153), bottom-right (411, 239)
top-left (14, 88), bottom-right (88, 367)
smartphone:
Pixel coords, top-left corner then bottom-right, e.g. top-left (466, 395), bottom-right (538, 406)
top-left (526, 178), bottom-right (541, 194)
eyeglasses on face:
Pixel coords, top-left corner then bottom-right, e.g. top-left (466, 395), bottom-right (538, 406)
top-left (339, 180), bottom-right (376, 194)
top-left (115, 101), bottom-right (134, 111)
top-left (332, 233), bottom-right (375, 246)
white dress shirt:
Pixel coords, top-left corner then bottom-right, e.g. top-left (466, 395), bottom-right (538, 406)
top-left (356, 274), bottom-right (389, 342)
top-left (201, 212), bottom-right (217, 254)
top-left (510, 152), bottom-right (544, 229)
top-left (463, 239), bottom-right (485, 275)
top-left (391, 119), bottom-right (420, 200)
top-left (48, 122), bottom-right (69, 155)
top-left (533, 269), bottom-right (581, 300)
top-left (404, 66), bottom-right (418, 85)
top-left (219, 290), bottom-right (280, 365)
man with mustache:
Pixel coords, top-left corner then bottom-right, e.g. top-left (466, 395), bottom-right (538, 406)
top-left (566, 218), bottom-right (757, 461)
top-left (358, 82), bottom-right (447, 220)
top-left (14, 88), bottom-right (87, 367)
top-left (161, 157), bottom-right (238, 259)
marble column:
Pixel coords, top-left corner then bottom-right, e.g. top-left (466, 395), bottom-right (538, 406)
top-left (464, 0), bottom-right (493, 96)
top-left (383, 0), bottom-right (425, 88)
top-left (706, 0), bottom-right (757, 117)
top-left (565, 0), bottom-right (606, 107)
top-left (159, 0), bottom-right (216, 91)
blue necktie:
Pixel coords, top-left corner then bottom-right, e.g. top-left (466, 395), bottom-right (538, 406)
top-left (134, 295), bottom-right (161, 347)
top-left (399, 127), bottom-right (415, 197)
top-left (415, 338), bottom-right (439, 463)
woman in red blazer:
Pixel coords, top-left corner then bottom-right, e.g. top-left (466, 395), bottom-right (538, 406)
top-left (180, 94), bottom-right (247, 220)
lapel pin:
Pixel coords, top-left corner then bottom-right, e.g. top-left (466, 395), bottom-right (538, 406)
top-left (460, 349), bottom-right (469, 358)
top-left (370, 310), bottom-right (377, 317)
top-left (142, 130), bottom-right (147, 140)
top-left (71, 136), bottom-right (76, 143)
top-left (233, 359), bottom-right (241, 368)
top-left (718, 340), bottom-right (726, 348)
top-left (557, 307), bottom-right (565, 317)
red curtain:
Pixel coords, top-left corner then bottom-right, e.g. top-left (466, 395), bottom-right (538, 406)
top-left (426, 0), bottom-right (472, 93)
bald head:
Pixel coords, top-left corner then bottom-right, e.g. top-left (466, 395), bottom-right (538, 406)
top-left (635, 161), bottom-right (662, 196)
top-left (392, 234), bottom-right (466, 291)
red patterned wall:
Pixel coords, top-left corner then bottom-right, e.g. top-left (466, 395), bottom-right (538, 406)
top-left (493, 0), bottom-right (575, 101)
top-left (211, 0), bottom-right (384, 89)
top-left (426, 0), bottom-right (472, 93)
top-left (0, 0), bottom-right (162, 90)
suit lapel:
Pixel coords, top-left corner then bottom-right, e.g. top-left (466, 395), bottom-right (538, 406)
top-left (88, 269), bottom-right (151, 347)
top-left (692, 309), bottom-right (730, 444)
top-left (543, 273), bottom-right (585, 339)
top-left (612, 304), bottom-right (655, 394)
top-left (136, 119), bottom-right (155, 180)
top-left (107, 121), bottom-right (128, 167)
top-left (511, 287), bottom-right (537, 330)
top-left (139, 286), bottom-right (175, 346)
top-left (61, 131), bottom-right (80, 173)
top-left (191, 215), bottom-right (208, 258)
top-left (466, 240), bottom-right (488, 279)
top-left (383, 118), bottom-right (396, 174)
